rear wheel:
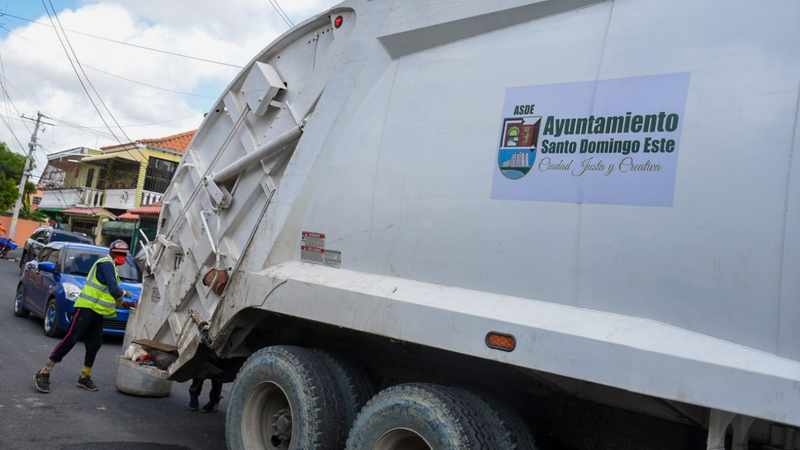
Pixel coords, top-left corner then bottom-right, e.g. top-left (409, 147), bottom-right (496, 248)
top-left (12, 284), bottom-right (28, 318)
top-left (451, 388), bottom-right (538, 450)
top-left (225, 345), bottom-right (346, 450)
top-left (345, 383), bottom-right (496, 450)
top-left (43, 298), bottom-right (62, 338)
top-left (316, 351), bottom-right (375, 443)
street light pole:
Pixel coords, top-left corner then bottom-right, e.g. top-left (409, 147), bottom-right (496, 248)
top-left (8, 112), bottom-right (44, 240)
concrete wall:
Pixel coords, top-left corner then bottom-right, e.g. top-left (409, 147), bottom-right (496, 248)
top-left (0, 215), bottom-right (47, 244)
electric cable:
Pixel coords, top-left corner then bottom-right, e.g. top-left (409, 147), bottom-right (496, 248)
top-left (45, 0), bottom-right (132, 144)
top-left (41, 0), bottom-right (122, 144)
top-left (42, 2), bottom-right (153, 166)
top-left (266, 0), bottom-right (293, 27)
top-left (0, 10), bottom-right (243, 69)
top-left (83, 64), bottom-right (213, 99)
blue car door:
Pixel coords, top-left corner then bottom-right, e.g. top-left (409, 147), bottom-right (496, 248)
top-left (24, 247), bottom-right (50, 316)
top-left (38, 248), bottom-right (61, 308)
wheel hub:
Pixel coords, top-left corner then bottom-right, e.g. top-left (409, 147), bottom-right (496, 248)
top-left (376, 428), bottom-right (432, 450)
top-left (242, 381), bottom-right (293, 450)
top-left (269, 408), bottom-right (292, 447)
top-left (45, 305), bottom-right (55, 331)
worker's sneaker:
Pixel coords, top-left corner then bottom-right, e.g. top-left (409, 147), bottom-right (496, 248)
top-left (76, 376), bottom-right (98, 392)
top-left (34, 370), bottom-right (50, 394)
top-left (189, 395), bottom-right (199, 411)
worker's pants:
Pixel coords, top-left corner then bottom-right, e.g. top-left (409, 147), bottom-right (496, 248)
top-left (190, 377), bottom-right (223, 404)
top-left (49, 307), bottom-right (104, 368)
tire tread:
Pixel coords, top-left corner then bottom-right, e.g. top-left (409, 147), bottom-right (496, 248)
top-left (347, 383), bottom-right (496, 450)
top-left (226, 345), bottom-right (345, 450)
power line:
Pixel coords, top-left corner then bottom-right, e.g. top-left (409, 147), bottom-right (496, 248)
top-left (41, 0), bottom-right (123, 144)
top-left (45, 0), bottom-right (131, 143)
top-left (48, 114), bottom-right (200, 130)
top-left (0, 23), bottom-right (215, 101)
top-left (0, 10), bottom-right (243, 69)
top-left (0, 52), bottom-right (27, 130)
top-left (0, 47), bottom-right (29, 154)
top-left (83, 64), bottom-right (214, 99)
top-left (0, 82), bottom-right (26, 152)
top-left (0, 114), bottom-right (26, 153)
top-left (47, 116), bottom-right (120, 140)
top-left (266, 0), bottom-right (294, 27)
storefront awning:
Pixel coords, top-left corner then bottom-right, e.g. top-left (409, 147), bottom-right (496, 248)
top-left (62, 207), bottom-right (117, 219)
top-left (128, 205), bottom-right (161, 216)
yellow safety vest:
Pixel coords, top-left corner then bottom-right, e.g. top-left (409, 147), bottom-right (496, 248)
top-left (74, 256), bottom-right (120, 317)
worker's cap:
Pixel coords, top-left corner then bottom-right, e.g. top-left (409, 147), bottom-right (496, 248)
top-left (109, 239), bottom-right (130, 255)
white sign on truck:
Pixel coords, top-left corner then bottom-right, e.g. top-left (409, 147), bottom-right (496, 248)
top-left (493, 72), bottom-right (690, 206)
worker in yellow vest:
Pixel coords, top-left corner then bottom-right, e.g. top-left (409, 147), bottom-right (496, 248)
top-left (34, 240), bottom-right (134, 393)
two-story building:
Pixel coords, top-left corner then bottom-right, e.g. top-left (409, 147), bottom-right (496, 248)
top-left (38, 131), bottom-right (195, 246)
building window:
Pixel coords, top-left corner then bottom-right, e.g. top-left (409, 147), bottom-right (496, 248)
top-left (85, 168), bottom-right (95, 188)
top-left (144, 157), bottom-right (178, 193)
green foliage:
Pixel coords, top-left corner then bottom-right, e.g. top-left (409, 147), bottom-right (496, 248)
top-left (20, 207), bottom-right (48, 222)
top-left (0, 143), bottom-right (27, 212)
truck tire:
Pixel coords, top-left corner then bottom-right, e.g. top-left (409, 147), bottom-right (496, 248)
top-left (316, 351), bottom-right (375, 443)
top-left (345, 383), bottom-right (496, 450)
top-left (450, 387), bottom-right (538, 450)
top-left (225, 345), bottom-right (345, 450)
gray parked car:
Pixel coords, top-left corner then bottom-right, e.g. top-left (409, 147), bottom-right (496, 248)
top-left (19, 227), bottom-right (93, 269)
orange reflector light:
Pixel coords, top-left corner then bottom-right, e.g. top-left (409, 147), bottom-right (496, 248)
top-left (334, 15), bottom-right (344, 28)
top-left (486, 332), bottom-right (516, 352)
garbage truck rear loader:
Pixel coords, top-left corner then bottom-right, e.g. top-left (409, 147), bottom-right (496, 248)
top-left (120, 0), bottom-right (800, 448)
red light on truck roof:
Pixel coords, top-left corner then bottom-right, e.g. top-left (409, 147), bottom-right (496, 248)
top-left (334, 15), bottom-right (344, 29)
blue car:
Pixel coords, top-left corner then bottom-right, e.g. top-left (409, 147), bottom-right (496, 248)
top-left (13, 242), bottom-right (142, 337)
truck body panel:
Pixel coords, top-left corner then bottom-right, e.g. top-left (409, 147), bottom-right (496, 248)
top-left (126, 0), bottom-right (800, 431)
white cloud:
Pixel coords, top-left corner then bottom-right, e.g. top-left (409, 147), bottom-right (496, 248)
top-left (0, 0), bottom-right (340, 174)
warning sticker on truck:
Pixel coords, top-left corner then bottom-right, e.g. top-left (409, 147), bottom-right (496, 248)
top-left (492, 72), bottom-right (690, 207)
top-left (301, 232), bottom-right (342, 268)
top-left (301, 231), bottom-right (325, 248)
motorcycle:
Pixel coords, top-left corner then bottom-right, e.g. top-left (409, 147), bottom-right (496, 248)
top-left (0, 237), bottom-right (17, 259)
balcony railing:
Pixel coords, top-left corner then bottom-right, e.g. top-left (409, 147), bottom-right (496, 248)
top-left (39, 188), bottom-right (85, 209)
top-left (141, 190), bottom-right (163, 206)
top-left (103, 189), bottom-right (137, 209)
top-left (82, 188), bottom-right (102, 207)
top-left (41, 187), bottom-right (148, 210)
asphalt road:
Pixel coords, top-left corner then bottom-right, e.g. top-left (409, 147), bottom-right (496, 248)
top-left (0, 255), bottom-right (228, 450)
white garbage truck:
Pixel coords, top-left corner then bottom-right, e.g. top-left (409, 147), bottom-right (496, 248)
top-left (118, 0), bottom-right (800, 448)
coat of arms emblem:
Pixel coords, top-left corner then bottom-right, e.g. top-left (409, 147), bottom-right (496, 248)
top-left (498, 116), bottom-right (541, 180)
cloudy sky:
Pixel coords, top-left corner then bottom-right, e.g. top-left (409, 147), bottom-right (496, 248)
top-left (0, 0), bottom-right (339, 175)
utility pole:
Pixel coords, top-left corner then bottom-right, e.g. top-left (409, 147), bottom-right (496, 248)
top-left (8, 112), bottom-right (44, 240)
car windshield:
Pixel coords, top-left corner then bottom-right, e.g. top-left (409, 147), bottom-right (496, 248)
top-left (63, 250), bottom-right (142, 282)
top-left (52, 232), bottom-right (92, 244)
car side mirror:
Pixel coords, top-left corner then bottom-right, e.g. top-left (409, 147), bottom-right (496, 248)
top-left (37, 261), bottom-right (57, 273)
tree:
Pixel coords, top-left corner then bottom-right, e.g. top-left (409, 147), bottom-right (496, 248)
top-left (21, 180), bottom-right (47, 222)
top-left (0, 143), bottom-right (27, 212)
